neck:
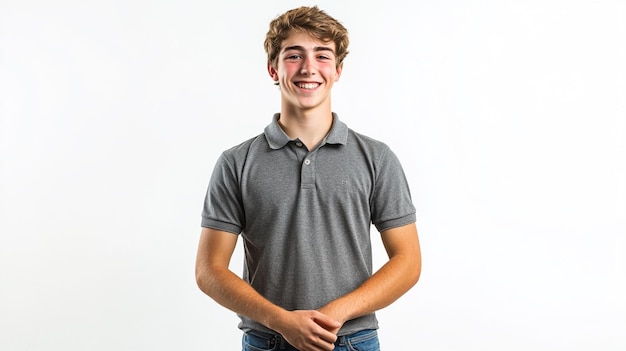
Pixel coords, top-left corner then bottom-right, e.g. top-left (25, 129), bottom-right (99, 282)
top-left (278, 105), bottom-right (333, 149)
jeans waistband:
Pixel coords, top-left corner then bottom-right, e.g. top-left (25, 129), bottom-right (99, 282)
top-left (246, 329), bottom-right (288, 349)
top-left (246, 328), bottom-right (377, 350)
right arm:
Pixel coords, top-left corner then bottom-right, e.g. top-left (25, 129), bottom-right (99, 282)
top-left (195, 227), bottom-right (340, 351)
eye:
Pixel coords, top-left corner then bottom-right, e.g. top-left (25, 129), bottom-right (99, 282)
top-left (286, 54), bottom-right (302, 60)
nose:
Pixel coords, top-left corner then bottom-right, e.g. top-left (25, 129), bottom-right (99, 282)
top-left (300, 57), bottom-right (315, 75)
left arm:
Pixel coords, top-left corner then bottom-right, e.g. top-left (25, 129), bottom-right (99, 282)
top-left (318, 222), bottom-right (421, 328)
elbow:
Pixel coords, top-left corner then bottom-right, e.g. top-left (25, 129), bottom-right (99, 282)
top-left (411, 259), bottom-right (422, 287)
top-left (195, 263), bottom-right (217, 296)
top-left (407, 254), bottom-right (422, 288)
top-left (410, 240), bottom-right (422, 287)
top-left (195, 266), bottom-right (206, 293)
top-left (391, 252), bottom-right (421, 290)
top-left (195, 267), bottom-right (205, 290)
top-left (407, 260), bottom-right (422, 287)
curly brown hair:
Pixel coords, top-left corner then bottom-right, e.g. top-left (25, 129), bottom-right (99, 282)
top-left (264, 6), bottom-right (349, 69)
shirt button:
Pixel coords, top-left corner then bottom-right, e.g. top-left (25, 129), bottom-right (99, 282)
top-left (295, 142), bottom-right (303, 147)
top-left (304, 159), bottom-right (311, 165)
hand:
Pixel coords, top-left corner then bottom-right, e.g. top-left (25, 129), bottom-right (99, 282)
top-left (316, 305), bottom-right (345, 335)
top-left (273, 310), bottom-right (341, 351)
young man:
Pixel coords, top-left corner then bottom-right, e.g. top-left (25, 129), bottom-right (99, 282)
top-left (196, 6), bottom-right (421, 351)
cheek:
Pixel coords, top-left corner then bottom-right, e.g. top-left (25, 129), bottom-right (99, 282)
top-left (281, 65), bottom-right (300, 78)
top-left (321, 65), bottom-right (340, 81)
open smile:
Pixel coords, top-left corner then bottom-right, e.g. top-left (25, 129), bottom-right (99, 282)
top-left (294, 82), bottom-right (321, 90)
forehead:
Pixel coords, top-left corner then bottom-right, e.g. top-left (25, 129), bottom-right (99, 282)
top-left (280, 31), bottom-right (336, 52)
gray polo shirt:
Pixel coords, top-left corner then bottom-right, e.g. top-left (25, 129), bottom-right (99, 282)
top-left (201, 113), bottom-right (416, 336)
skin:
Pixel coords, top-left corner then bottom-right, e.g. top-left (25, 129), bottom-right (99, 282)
top-left (196, 31), bottom-right (422, 351)
top-left (267, 31), bottom-right (342, 149)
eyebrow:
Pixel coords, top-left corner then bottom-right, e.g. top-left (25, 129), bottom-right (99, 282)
top-left (282, 45), bottom-right (335, 54)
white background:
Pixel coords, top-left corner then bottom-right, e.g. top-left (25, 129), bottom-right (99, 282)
top-left (1, 0), bottom-right (624, 350)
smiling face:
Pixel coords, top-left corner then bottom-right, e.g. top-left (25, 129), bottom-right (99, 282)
top-left (268, 31), bottom-right (343, 114)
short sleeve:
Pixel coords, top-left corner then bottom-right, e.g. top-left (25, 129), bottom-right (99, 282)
top-left (201, 152), bottom-right (245, 234)
top-left (370, 146), bottom-right (416, 232)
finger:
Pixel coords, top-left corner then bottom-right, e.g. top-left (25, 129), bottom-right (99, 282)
top-left (311, 337), bottom-right (336, 351)
top-left (313, 324), bottom-right (339, 344)
top-left (295, 309), bottom-right (340, 333)
top-left (312, 313), bottom-right (341, 330)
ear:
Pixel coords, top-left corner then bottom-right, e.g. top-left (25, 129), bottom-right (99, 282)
top-left (267, 61), bottom-right (279, 82)
top-left (335, 62), bottom-right (343, 82)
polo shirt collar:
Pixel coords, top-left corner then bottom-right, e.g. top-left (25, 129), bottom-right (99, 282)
top-left (264, 112), bottom-right (348, 150)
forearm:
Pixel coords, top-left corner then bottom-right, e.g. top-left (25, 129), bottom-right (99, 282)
top-left (197, 264), bottom-right (341, 349)
top-left (196, 265), bottom-right (286, 329)
top-left (319, 245), bottom-right (421, 324)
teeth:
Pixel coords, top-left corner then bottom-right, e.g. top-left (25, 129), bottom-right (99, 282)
top-left (297, 83), bottom-right (319, 89)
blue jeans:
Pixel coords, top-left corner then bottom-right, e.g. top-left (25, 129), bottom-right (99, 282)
top-left (242, 329), bottom-right (380, 351)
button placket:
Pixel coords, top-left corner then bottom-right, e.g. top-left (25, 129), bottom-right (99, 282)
top-left (291, 140), bottom-right (307, 163)
top-left (300, 152), bottom-right (315, 189)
